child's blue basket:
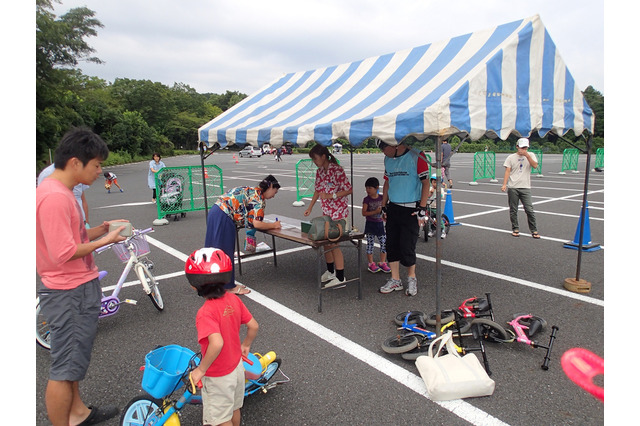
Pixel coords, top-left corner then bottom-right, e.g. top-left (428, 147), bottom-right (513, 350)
top-left (142, 345), bottom-right (199, 399)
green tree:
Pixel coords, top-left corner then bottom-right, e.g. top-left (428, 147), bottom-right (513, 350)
top-left (582, 86), bottom-right (604, 138)
top-left (36, 0), bottom-right (104, 166)
top-left (109, 78), bottom-right (176, 132)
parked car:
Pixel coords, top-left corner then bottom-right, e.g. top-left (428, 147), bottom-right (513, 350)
top-left (238, 146), bottom-right (262, 158)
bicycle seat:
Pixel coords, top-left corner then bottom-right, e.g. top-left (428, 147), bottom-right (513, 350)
top-left (528, 318), bottom-right (543, 338)
top-left (475, 297), bottom-right (490, 312)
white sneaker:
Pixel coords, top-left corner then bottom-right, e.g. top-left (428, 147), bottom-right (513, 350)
top-left (324, 276), bottom-right (346, 288)
top-left (380, 278), bottom-right (403, 294)
top-left (406, 277), bottom-right (418, 296)
top-left (441, 232), bottom-right (447, 239)
top-left (321, 270), bottom-right (336, 282)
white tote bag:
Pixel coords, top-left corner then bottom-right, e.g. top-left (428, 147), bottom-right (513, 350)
top-left (415, 331), bottom-right (495, 401)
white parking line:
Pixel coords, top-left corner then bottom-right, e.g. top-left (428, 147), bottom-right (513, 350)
top-left (140, 236), bottom-right (509, 426)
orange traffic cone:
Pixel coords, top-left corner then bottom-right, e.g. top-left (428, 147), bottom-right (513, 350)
top-left (204, 169), bottom-right (210, 178)
top-left (234, 155), bottom-right (239, 164)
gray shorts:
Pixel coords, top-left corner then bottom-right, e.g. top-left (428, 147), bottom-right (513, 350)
top-left (38, 278), bottom-right (101, 381)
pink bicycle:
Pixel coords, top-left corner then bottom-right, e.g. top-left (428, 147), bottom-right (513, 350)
top-left (470, 313), bottom-right (559, 370)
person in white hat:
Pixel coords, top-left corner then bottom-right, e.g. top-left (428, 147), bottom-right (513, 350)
top-left (501, 138), bottom-right (540, 238)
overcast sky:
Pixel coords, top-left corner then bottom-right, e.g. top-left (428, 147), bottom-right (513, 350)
top-left (50, 0), bottom-right (605, 95)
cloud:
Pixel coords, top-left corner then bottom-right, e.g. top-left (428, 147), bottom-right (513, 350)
top-left (56, 0), bottom-right (604, 94)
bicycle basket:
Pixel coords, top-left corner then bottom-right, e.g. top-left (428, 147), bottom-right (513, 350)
top-left (112, 234), bottom-right (151, 262)
top-left (142, 345), bottom-right (199, 399)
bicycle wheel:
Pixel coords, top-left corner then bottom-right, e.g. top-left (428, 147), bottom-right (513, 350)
top-left (36, 300), bottom-right (51, 350)
top-left (425, 311), bottom-right (455, 326)
top-left (393, 311), bottom-right (425, 327)
top-left (120, 394), bottom-right (164, 426)
top-left (442, 214), bottom-right (451, 236)
top-left (381, 335), bottom-right (419, 354)
top-left (245, 359), bottom-right (282, 395)
top-left (136, 263), bottom-right (164, 311)
top-left (470, 318), bottom-right (512, 343)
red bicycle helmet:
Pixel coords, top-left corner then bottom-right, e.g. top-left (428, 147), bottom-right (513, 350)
top-left (185, 248), bottom-right (233, 293)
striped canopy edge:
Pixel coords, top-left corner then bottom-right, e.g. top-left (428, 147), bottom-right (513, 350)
top-left (198, 15), bottom-right (594, 148)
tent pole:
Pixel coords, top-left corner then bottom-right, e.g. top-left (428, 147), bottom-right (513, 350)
top-left (435, 136), bottom-right (443, 336)
top-left (199, 142), bottom-right (209, 223)
top-left (574, 135), bottom-right (593, 281)
top-left (348, 143), bottom-right (356, 231)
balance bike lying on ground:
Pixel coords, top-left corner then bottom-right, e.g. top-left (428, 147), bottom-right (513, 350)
top-left (120, 345), bottom-right (289, 426)
top-left (383, 310), bottom-right (493, 375)
top-left (423, 293), bottom-right (497, 327)
top-left (469, 313), bottom-right (559, 370)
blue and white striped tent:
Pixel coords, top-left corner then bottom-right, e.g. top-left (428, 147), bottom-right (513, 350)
top-left (198, 14), bottom-right (594, 148)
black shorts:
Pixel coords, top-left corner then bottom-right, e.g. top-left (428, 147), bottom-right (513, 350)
top-left (385, 203), bottom-right (420, 267)
top-left (38, 278), bottom-right (101, 381)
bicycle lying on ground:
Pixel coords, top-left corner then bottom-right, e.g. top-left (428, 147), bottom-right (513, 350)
top-left (120, 345), bottom-right (288, 425)
top-left (469, 313), bottom-right (559, 370)
top-left (422, 293), bottom-right (497, 328)
top-left (36, 227), bottom-right (163, 350)
top-left (383, 310), bottom-right (492, 374)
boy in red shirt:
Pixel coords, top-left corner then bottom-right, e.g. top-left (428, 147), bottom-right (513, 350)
top-left (186, 248), bottom-right (259, 426)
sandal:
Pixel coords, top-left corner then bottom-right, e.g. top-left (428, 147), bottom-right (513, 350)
top-left (532, 232), bottom-right (541, 239)
top-left (77, 405), bottom-right (119, 425)
top-left (511, 230), bottom-right (520, 237)
top-left (229, 285), bottom-right (251, 295)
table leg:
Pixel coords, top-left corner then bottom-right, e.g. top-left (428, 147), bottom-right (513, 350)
top-left (236, 228), bottom-right (243, 275)
top-left (271, 235), bottom-right (277, 267)
top-left (317, 248), bottom-right (323, 313)
top-left (357, 239), bottom-right (363, 300)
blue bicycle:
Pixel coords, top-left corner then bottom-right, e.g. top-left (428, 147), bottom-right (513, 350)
top-left (120, 345), bottom-right (288, 426)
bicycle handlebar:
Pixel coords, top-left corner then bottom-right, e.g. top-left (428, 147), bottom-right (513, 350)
top-left (94, 227), bottom-right (154, 254)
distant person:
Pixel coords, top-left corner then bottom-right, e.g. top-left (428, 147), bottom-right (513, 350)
top-left (361, 177), bottom-right (390, 273)
top-left (304, 144), bottom-right (353, 288)
top-left (186, 248), bottom-right (259, 426)
top-left (501, 138), bottom-right (540, 239)
top-left (103, 171), bottom-right (124, 193)
top-left (427, 174), bottom-right (447, 239)
top-left (205, 175), bottom-right (282, 295)
top-left (441, 139), bottom-right (453, 188)
top-left (38, 164), bottom-right (90, 228)
top-left (377, 139), bottom-right (430, 296)
top-left (148, 153), bottom-right (165, 203)
top-left (36, 127), bottom-right (128, 425)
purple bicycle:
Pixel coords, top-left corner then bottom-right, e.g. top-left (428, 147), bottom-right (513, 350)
top-left (36, 227), bottom-right (163, 349)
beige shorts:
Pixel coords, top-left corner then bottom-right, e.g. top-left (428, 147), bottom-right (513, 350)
top-left (201, 360), bottom-right (245, 425)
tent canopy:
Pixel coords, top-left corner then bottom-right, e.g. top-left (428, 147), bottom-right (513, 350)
top-left (198, 15), bottom-right (594, 149)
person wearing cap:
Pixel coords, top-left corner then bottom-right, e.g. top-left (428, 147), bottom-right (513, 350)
top-left (204, 175), bottom-right (282, 294)
top-left (377, 139), bottom-right (430, 296)
top-left (501, 138), bottom-right (540, 238)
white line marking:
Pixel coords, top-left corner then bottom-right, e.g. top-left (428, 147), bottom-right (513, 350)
top-left (141, 239), bottom-right (509, 426)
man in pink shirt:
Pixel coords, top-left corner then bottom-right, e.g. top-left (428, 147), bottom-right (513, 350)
top-left (36, 127), bottom-right (128, 426)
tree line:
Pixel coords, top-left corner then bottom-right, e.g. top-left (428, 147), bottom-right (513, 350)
top-left (36, 0), bottom-right (247, 172)
top-left (36, 0), bottom-right (604, 173)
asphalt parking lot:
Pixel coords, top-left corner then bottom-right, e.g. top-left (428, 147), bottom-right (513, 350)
top-left (34, 150), bottom-right (605, 425)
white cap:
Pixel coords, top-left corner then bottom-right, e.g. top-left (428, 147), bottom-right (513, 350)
top-left (516, 138), bottom-right (529, 148)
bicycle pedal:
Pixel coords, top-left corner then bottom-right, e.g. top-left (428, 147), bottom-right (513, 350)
top-left (123, 299), bottom-right (138, 305)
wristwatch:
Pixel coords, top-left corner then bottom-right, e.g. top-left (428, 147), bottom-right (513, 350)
top-left (332, 193), bottom-right (337, 199)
